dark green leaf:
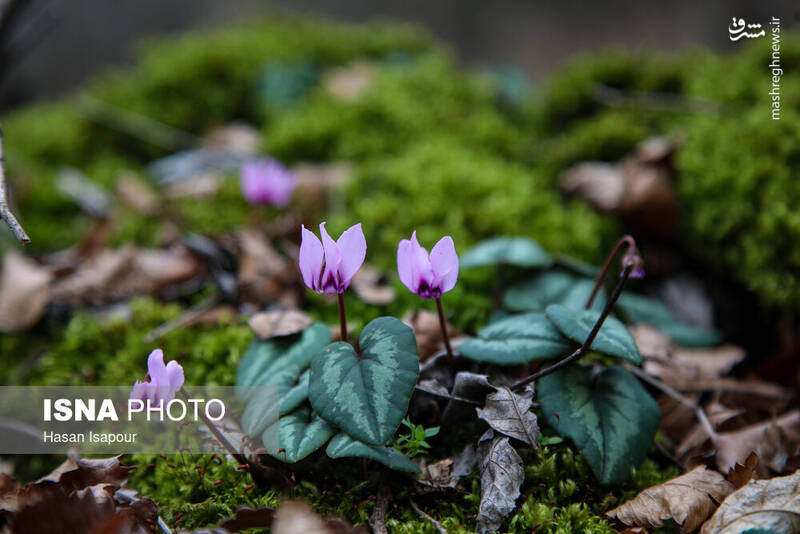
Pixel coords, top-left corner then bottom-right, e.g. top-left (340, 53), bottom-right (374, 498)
top-left (538, 365), bottom-right (660, 485)
top-left (309, 317), bottom-right (419, 446)
top-left (460, 237), bottom-right (552, 269)
top-left (616, 293), bottom-right (720, 347)
top-left (545, 304), bottom-right (641, 363)
top-left (326, 432), bottom-right (420, 472)
top-left (459, 313), bottom-right (572, 365)
top-left (263, 408), bottom-right (335, 463)
top-left (503, 272), bottom-right (605, 313)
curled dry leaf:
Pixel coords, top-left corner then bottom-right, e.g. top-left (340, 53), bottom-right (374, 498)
top-left (712, 410), bottom-right (800, 474)
top-left (234, 230), bottom-right (296, 307)
top-left (272, 500), bottom-right (367, 534)
top-left (726, 452), bottom-right (759, 489)
top-left (476, 429), bottom-right (523, 534)
top-left (607, 465), bottom-right (734, 532)
top-left (351, 265), bottom-right (395, 306)
top-left (676, 401), bottom-right (744, 457)
top-left (0, 252), bottom-right (52, 332)
top-left (418, 458), bottom-right (458, 490)
top-left (249, 309), bottom-right (313, 339)
top-left (700, 469), bottom-right (800, 533)
top-left (476, 386), bottom-right (539, 447)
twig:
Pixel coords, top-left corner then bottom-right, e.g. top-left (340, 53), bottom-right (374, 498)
top-left (623, 363), bottom-right (716, 439)
top-left (369, 482), bottom-right (391, 534)
top-left (0, 128), bottom-right (30, 244)
top-left (586, 235), bottom-right (639, 310)
top-left (511, 263), bottom-right (634, 391)
top-left (409, 499), bottom-right (447, 534)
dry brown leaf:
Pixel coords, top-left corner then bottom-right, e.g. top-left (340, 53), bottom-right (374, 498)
top-left (272, 501), bottom-right (367, 534)
top-left (50, 246), bottom-right (137, 304)
top-left (676, 402), bottom-right (744, 457)
top-left (700, 469), bottom-right (800, 533)
top-left (607, 465), bottom-right (734, 531)
top-left (418, 458), bottom-right (457, 490)
top-left (234, 230), bottom-right (295, 306)
top-left (726, 452), bottom-right (759, 489)
top-left (0, 252), bottom-right (52, 332)
top-left (293, 163), bottom-right (352, 213)
top-left (115, 174), bottom-right (159, 214)
top-left (402, 310), bottom-right (456, 361)
top-left (629, 324), bottom-right (671, 360)
top-left (219, 506), bottom-right (276, 532)
top-left (350, 266), bottom-right (395, 306)
top-left (560, 162), bottom-right (625, 211)
top-left (249, 309), bottom-right (313, 339)
top-left (712, 410), bottom-right (800, 474)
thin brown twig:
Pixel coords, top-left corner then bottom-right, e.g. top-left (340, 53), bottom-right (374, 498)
top-left (623, 363), bottom-right (716, 439)
top-left (585, 235), bottom-right (637, 310)
top-left (0, 128), bottom-right (30, 244)
top-left (409, 499), bottom-right (447, 534)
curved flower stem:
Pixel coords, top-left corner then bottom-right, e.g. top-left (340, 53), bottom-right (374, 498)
top-left (511, 264), bottom-right (634, 391)
top-left (435, 297), bottom-right (455, 365)
top-left (337, 293), bottom-right (348, 343)
top-left (585, 234), bottom-right (638, 310)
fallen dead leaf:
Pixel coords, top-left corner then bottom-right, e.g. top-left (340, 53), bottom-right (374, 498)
top-left (607, 465), bottom-right (733, 531)
top-left (233, 230), bottom-right (296, 307)
top-left (700, 469), bottom-right (800, 533)
top-left (218, 506), bottom-right (276, 532)
top-left (115, 174), bottom-right (159, 214)
top-left (0, 252), bottom-right (52, 332)
top-left (272, 500), bottom-right (367, 534)
top-left (249, 309), bottom-right (313, 339)
top-left (403, 310), bottom-right (456, 361)
top-left (476, 429), bottom-right (523, 534)
top-left (418, 458), bottom-right (457, 490)
top-left (676, 401), bottom-right (744, 457)
top-left (726, 452), bottom-right (759, 489)
top-left (476, 386), bottom-right (539, 447)
top-left (712, 410), bottom-right (800, 474)
top-left (351, 266), bottom-right (395, 306)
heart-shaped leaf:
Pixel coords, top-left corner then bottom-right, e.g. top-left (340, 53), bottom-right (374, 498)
top-left (309, 317), bottom-right (419, 446)
top-left (503, 272), bottom-right (605, 313)
top-left (459, 313), bottom-right (572, 365)
top-left (545, 304), bottom-right (641, 364)
top-left (616, 293), bottom-right (720, 347)
top-left (460, 237), bottom-right (553, 269)
top-left (538, 365), bottom-right (660, 485)
top-left (326, 432), bottom-right (420, 473)
top-left (263, 408), bottom-right (335, 463)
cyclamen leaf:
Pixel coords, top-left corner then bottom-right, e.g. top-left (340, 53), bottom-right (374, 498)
top-left (309, 317), bottom-right (419, 446)
top-left (476, 429), bottom-right (523, 534)
top-left (476, 386), bottom-right (539, 446)
top-left (459, 313), bottom-right (572, 365)
top-left (503, 272), bottom-right (605, 313)
top-left (459, 237), bottom-right (552, 269)
top-left (545, 304), bottom-right (641, 363)
top-left (325, 432), bottom-right (420, 473)
top-left (263, 408), bottom-right (335, 463)
top-left (538, 365), bottom-right (660, 485)
top-left (616, 292), bottom-right (720, 347)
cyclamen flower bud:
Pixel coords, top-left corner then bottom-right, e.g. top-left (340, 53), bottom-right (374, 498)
top-left (397, 231), bottom-right (459, 299)
top-left (621, 246), bottom-right (645, 279)
top-left (240, 157), bottom-right (296, 207)
top-left (130, 349), bottom-right (185, 404)
top-left (299, 222), bottom-right (367, 294)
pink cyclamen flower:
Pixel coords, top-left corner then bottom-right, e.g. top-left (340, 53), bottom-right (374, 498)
top-left (130, 349), bottom-right (185, 404)
top-left (299, 222), bottom-right (366, 294)
top-left (240, 157), bottom-right (297, 207)
top-left (397, 231), bottom-right (458, 299)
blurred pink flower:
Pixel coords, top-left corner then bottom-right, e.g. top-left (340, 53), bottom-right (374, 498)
top-left (240, 157), bottom-right (296, 207)
top-left (130, 349), bottom-right (184, 404)
top-left (299, 222), bottom-right (366, 294)
top-left (397, 231), bottom-right (458, 299)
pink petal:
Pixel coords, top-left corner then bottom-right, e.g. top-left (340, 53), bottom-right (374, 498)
top-left (299, 225), bottom-right (324, 291)
top-left (410, 231), bottom-right (434, 291)
top-left (165, 360), bottom-right (185, 392)
top-left (147, 349), bottom-right (169, 387)
top-left (336, 223), bottom-right (366, 288)
top-left (430, 235), bottom-right (459, 294)
top-left (397, 239), bottom-right (416, 293)
top-left (319, 223), bottom-right (342, 292)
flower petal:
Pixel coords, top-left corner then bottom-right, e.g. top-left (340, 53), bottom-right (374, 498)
top-left (165, 360), bottom-right (185, 392)
top-left (299, 225), bottom-right (324, 291)
top-left (336, 223), bottom-right (366, 289)
top-left (410, 231), bottom-right (434, 292)
top-left (430, 235), bottom-right (459, 294)
top-left (147, 349), bottom-right (169, 387)
top-left (397, 238), bottom-right (416, 293)
top-left (319, 222), bottom-right (343, 292)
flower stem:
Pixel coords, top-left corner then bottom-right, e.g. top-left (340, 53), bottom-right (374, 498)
top-left (585, 234), bottom-right (638, 310)
top-left (511, 263), bottom-right (634, 391)
top-left (179, 387), bottom-right (249, 466)
top-left (435, 297), bottom-right (455, 364)
top-left (337, 293), bottom-right (348, 342)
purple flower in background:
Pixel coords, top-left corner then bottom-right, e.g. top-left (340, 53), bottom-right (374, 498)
top-left (397, 231), bottom-right (459, 299)
top-left (240, 157), bottom-right (296, 207)
top-left (299, 222), bottom-right (366, 294)
top-left (130, 349), bottom-right (184, 404)
top-left (621, 245), bottom-right (646, 279)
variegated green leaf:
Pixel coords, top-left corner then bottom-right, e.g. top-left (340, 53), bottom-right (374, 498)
top-left (263, 408), bottom-right (335, 463)
top-left (309, 316), bottom-right (419, 446)
top-left (538, 365), bottom-right (660, 485)
top-left (460, 313), bottom-right (572, 365)
top-left (460, 237), bottom-right (552, 269)
top-left (545, 304), bottom-right (641, 363)
top-left (326, 432), bottom-right (419, 473)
